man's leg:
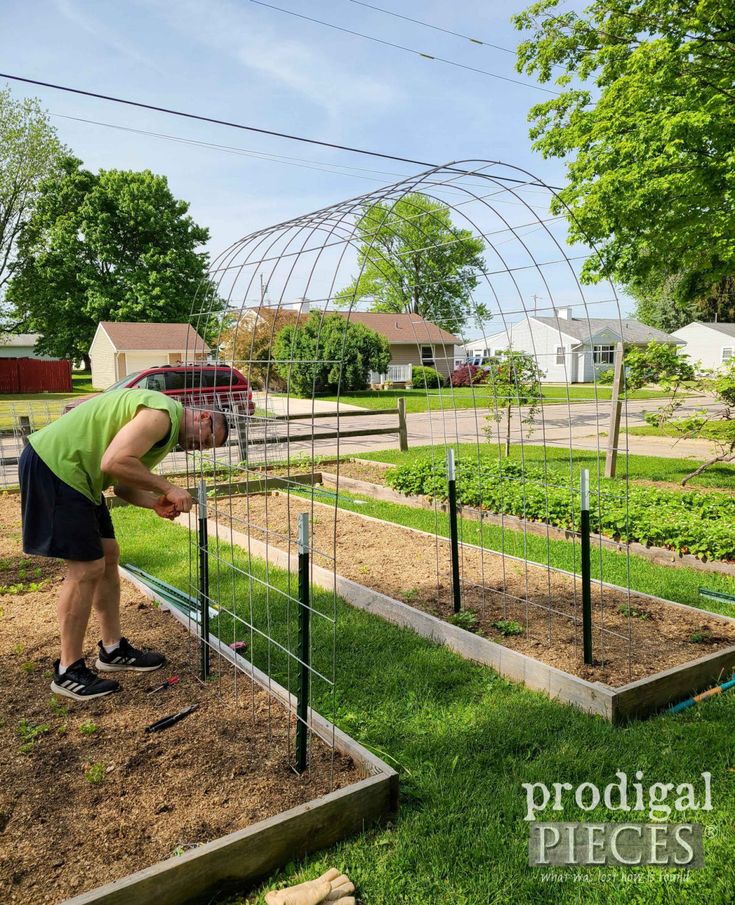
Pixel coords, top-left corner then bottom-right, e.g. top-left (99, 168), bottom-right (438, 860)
top-left (58, 557), bottom-right (106, 668)
top-left (93, 538), bottom-right (122, 648)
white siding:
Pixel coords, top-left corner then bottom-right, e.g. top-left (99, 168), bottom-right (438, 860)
top-left (671, 323), bottom-right (733, 371)
top-left (503, 319), bottom-right (579, 383)
top-left (89, 327), bottom-right (117, 389)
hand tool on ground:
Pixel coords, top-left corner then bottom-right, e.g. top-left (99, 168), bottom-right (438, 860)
top-left (144, 704), bottom-right (199, 733)
top-left (146, 675), bottom-right (180, 695)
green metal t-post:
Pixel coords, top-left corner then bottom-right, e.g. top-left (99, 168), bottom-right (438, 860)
top-left (580, 469), bottom-right (593, 665)
top-left (197, 480), bottom-right (210, 680)
top-left (447, 448), bottom-right (462, 614)
top-left (296, 512), bottom-right (310, 774)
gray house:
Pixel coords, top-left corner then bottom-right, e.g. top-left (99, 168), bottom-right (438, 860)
top-left (465, 308), bottom-right (682, 383)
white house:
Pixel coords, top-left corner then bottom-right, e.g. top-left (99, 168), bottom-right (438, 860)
top-left (0, 333), bottom-right (61, 360)
top-left (671, 322), bottom-right (735, 371)
top-left (89, 322), bottom-right (210, 389)
top-left (465, 308), bottom-right (682, 383)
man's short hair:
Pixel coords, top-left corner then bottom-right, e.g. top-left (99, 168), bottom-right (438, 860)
top-left (213, 411), bottom-right (229, 447)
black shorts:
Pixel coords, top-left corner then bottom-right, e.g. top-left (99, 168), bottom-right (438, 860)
top-left (19, 445), bottom-right (115, 562)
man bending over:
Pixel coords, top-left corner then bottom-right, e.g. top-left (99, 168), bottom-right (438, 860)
top-left (18, 388), bottom-right (229, 702)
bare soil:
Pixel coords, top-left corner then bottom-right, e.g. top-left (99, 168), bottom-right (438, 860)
top-left (0, 496), bottom-right (358, 905)
top-left (222, 493), bottom-right (735, 688)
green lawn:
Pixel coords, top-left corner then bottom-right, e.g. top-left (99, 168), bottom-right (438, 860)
top-left (626, 422), bottom-right (735, 442)
top-left (114, 507), bottom-right (735, 905)
top-left (317, 386), bottom-right (674, 414)
top-left (0, 372), bottom-right (97, 430)
top-left (357, 443), bottom-right (735, 492)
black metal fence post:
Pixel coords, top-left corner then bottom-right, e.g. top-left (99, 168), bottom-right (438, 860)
top-left (580, 468), bottom-right (593, 665)
top-left (296, 512), bottom-right (310, 774)
top-left (447, 448), bottom-right (462, 614)
top-left (197, 479), bottom-right (210, 680)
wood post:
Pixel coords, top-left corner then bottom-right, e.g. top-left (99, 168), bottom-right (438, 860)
top-left (580, 469), bottom-right (593, 665)
top-left (296, 512), bottom-right (310, 774)
top-left (604, 342), bottom-right (625, 478)
top-left (233, 404), bottom-right (248, 463)
top-left (18, 415), bottom-right (31, 448)
top-left (197, 480), bottom-right (210, 680)
top-left (397, 398), bottom-right (408, 452)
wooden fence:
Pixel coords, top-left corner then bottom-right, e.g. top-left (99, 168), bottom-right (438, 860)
top-left (0, 358), bottom-right (72, 393)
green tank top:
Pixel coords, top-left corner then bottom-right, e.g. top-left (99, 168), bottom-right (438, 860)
top-left (29, 389), bottom-right (183, 503)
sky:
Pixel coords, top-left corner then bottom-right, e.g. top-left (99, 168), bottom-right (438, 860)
top-left (0, 0), bottom-right (632, 338)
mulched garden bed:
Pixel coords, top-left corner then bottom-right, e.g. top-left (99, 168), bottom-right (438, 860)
top-left (0, 496), bottom-right (358, 905)
top-left (220, 493), bottom-right (735, 688)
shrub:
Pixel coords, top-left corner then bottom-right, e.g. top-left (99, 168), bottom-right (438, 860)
top-left (450, 364), bottom-right (486, 387)
top-left (411, 365), bottom-right (444, 389)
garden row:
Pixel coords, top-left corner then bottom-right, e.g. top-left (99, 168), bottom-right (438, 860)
top-left (385, 458), bottom-right (735, 562)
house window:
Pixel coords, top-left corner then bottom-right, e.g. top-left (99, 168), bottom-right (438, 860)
top-left (421, 345), bottom-right (434, 367)
top-left (593, 345), bottom-right (615, 365)
top-left (555, 346), bottom-right (565, 365)
top-left (723, 348), bottom-right (733, 363)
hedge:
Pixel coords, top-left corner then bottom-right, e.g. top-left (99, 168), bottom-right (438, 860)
top-left (385, 458), bottom-right (735, 562)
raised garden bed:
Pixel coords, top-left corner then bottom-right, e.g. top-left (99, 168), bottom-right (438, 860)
top-left (0, 496), bottom-right (397, 905)
top-left (208, 493), bottom-right (735, 723)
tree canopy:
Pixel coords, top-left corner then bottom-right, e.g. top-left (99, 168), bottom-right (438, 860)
top-left (272, 312), bottom-right (390, 396)
top-left (335, 193), bottom-right (486, 336)
top-left (513, 0), bottom-right (735, 325)
top-left (0, 88), bottom-right (65, 316)
top-left (7, 156), bottom-right (219, 364)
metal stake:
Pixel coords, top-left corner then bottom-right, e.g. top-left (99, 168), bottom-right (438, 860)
top-left (447, 449), bottom-right (462, 614)
top-left (580, 469), bottom-right (593, 665)
top-left (197, 479), bottom-right (210, 680)
top-left (296, 512), bottom-right (310, 774)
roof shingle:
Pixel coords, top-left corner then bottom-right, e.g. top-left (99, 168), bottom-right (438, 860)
top-left (99, 322), bottom-right (209, 353)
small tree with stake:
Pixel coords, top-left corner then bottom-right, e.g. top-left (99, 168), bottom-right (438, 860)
top-left (483, 350), bottom-right (543, 455)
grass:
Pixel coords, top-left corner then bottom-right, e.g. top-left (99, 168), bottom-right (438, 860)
top-left (626, 422), bottom-right (735, 441)
top-left (316, 385), bottom-right (672, 414)
top-left (356, 442), bottom-right (735, 492)
top-left (113, 507), bottom-right (735, 905)
top-left (0, 371), bottom-right (97, 430)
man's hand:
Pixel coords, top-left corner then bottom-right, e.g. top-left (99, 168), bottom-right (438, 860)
top-left (153, 496), bottom-right (180, 520)
top-left (164, 485), bottom-right (193, 513)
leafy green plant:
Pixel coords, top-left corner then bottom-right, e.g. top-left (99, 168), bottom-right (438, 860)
top-left (400, 588), bottom-right (418, 603)
top-left (492, 619), bottom-right (524, 637)
top-left (17, 719), bottom-right (49, 753)
top-left (411, 366), bottom-right (445, 389)
top-left (689, 630), bottom-right (711, 644)
top-left (21, 661), bottom-right (36, 673)
top-left (79, 719), bottom-right (99, 737)
top-left (84, 762), bottom-right (106, 784)
top-left (450, 609), bottom-right (479, 632)
top-left (49, 696), bottom-right (68, 718)
top-left (619, 605), bottom-right (651, 620)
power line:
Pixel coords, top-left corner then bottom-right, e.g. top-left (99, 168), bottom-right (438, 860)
top-left (0, 72), bottom-right (564, 190)
top-left (345, 0), bottom-right (516, 55)
top-left (249, 0), bottom-right (559, 96)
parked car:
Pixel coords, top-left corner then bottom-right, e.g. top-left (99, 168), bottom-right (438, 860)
top-left (63, 363), bottom-right (256, 415)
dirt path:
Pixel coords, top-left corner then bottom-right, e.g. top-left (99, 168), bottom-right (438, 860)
top-left (221, 493), bottom-right (735, 688)
top-left (0, 495), bottom-right (356, 904)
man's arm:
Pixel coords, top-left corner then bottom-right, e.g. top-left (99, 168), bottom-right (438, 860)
top-left (101, 408), bottom-right (192, 512)
top-left (114, 484), bottom-right (180, 520)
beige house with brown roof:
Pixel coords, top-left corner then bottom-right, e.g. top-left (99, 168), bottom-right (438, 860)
top-left (89, 322), bottom-right (210, 389)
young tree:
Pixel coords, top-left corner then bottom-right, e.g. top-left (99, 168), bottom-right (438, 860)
top-left (483, 350), bottom-right (544, 455)
top-left (272, 312), bottom-right (390, 396)
top-left (0, 88), bottom-right (65, 317)
top-left (513, 1), bottom-right (735, 312)
top-left (335, 193), bottom-right (487, 335)
top-left (7, 157), bottom-right (219, 366)
top-left (219, 305), bottom-right (302, 391)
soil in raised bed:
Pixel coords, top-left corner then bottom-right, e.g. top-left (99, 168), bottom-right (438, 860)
top-left (0, 496), bottom-right (358, 905)
top-left (220, 493), bottom-right (735, 688)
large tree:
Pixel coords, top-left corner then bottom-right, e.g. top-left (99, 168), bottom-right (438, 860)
top-left (7, 156), bottom-right (219, 366)
top-left (0, 88), bottom-right (65, 319)
top-left (513, 0), bottom-right (735, 323)
top-left (335, 193), bottom-right (487, 335)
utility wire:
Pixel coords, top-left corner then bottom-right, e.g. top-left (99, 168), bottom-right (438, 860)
top-left (0, 72), bottom-right (564, 190)
top-left (345, 0), bottom-right (516, 55)
top-left (248, 1), bottom-right (559, 96)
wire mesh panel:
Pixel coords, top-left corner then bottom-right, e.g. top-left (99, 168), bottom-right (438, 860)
top-left (180, 159), bottom-right (691, 759)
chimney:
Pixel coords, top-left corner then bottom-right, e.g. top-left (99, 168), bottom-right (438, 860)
top-left (557, 306), bottom-right (573, 320)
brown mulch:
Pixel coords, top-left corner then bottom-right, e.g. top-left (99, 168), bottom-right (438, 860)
top-left (0, 496), bottom-right (358, 905)
top-left (221, 493), bottom-right (735, 688)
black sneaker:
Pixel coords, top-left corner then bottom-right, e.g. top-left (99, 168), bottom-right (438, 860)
top-left (50, 659), bottom-right (120, 701)
top-left (95, 637), bottom-right (166, 673)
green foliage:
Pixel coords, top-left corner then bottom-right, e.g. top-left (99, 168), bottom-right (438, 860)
top-left (513, 1), bottom-right (735, 309)
top-left (84, 762), bottom-right (106, 784)
top-left (492, 619), bottom-right (524, 636)
top-left (449, 609), bottom-right (479, 632)
top-left (410, 365), bottom-right (444, 389)
top-left (79, 719), bottom-right (99, 736)
top-left (600, 341), bottom-right (695, 390)
top-left (386, 457), bottom-right (735, 562)
top-left (618, 605), bottom-right (650, 620)
top-left (17, 718), bottom-right (49, 753)
top-left (272, 312), bottom-right (390, 396)
top-left (483, 350), bottom-right (544, 452)
top-left (7, 156), bottom-right (221, 362)
top-left (334, 193), bottom-right (486, 335)
top-left (0, 88), bottom-right (65, 309)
